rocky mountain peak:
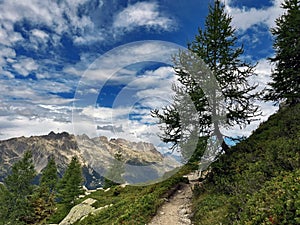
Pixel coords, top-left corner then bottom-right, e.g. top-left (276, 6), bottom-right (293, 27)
top-left (0, 132), bottom-right (181, 188)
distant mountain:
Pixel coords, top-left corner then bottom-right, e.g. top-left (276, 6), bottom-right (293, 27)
top-left (0, 132), bottom-right (180, 189)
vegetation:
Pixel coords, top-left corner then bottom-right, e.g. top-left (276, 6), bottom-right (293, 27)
top-left (1, 1), bottom-right (300, 225)
top-left (192, 103), bottom-right (300, 224)
top-left (30, 156), bottom-right (58, 223)
top-left (0, 151), bottom-right (36, 224)
top-left (73, 164), bottom-right (193, 225)
top-left (57, 157), bottom-right (84, 206)
top-left (265, 0), bottom-right (300, 105)
top-left (40, 156), bottom-right (58, 193)
top-left (0, 154), bottom-right (84, 225)
top-left (152, 0), bottom-right (259, 155)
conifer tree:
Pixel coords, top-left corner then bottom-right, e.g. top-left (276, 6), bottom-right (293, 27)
top-left (57, 157), bottom-right (84, 206)
top-left (153, 0), bottom-right (259, 155)
top-left (0, 184), bottom-right (10, 224)
top-left (30, 156), bottom-right (58, 223)
top-left (40, 156), bottom-right (58, 193)
top-left (265, 0), bottom-right (300, 105)
top-left (3, 151), bottom-right (36, 224)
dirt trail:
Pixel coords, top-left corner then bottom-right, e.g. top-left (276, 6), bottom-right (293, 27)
top-left (148, 182), bottom-right (195, 225)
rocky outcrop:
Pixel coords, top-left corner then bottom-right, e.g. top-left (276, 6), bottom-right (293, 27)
top-left (55, 198), bottom-right (113, 225)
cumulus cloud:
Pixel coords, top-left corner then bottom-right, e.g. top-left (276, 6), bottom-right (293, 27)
top-left (113, 2), bottom-right (176, 31)
top-left (0, 0), bottom-right (280, 145)
top-left (224, 0), bottom-right (284, 31)
top-left (0, 0), bottom-right (101, 51)
top-left (71, 64), bottom-right (179, 146)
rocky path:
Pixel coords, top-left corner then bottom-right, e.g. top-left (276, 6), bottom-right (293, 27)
top-left (148, 183), bottom-right (193, 225)
top-left (148, 171), bottom-right (204, 225)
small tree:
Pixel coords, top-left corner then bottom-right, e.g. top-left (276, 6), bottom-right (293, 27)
top-left (104, 149), bottom-right (125, 188)
top-left (57, 157), bottom-right (84, 206)
top-left (153, 0), bottom-right (259, 157)
top-left (3, 151), bottom-right (36, 224)
top-left (265, 0), bottom-right (300, 105)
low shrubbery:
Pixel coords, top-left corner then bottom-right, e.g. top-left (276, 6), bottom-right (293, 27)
top-left (192, 104), bottom-right (300, 224)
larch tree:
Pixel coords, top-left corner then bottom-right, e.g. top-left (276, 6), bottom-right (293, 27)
top-left (152, 0), bottom-right (260, 157)
top-left (265, 0), bottom-right (300, 105)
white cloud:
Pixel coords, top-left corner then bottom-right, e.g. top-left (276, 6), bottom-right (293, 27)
top-left (0, 115), bottom-right (73, 140)
top-left (0, 0), bottom-right (100, 49)
top-left (31, 29), bottom-right (49, 40)
top-left (74, 104), bottom-right (167, 149)
top-left (0, 46), bottom-right (16, 72)
top-left (12, 57), bottom-right (39, 76)
top-left (224, 0), bottom-right (284, 31)
top-left (113, 2), bottom-right (176, 31)
top-left (81, 106), bottom-right (130, 121)
top-left (72, 41), bottom-right (183, 86)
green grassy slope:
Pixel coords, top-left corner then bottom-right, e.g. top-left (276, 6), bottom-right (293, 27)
top-left (192, 104), bottom-right (300, 224)
top-left (47, 104), bottom-right (300, 225)
top-left (47, 163), bottom-right (197, 225)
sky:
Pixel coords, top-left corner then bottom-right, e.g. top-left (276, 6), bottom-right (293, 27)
top-left (0, 0), bottom-right (285, 152)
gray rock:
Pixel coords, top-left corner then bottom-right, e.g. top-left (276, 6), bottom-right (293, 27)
top-left (180, 217), bottom-right (191, 224)
top-left (179, 208), bottom-right (188, 215)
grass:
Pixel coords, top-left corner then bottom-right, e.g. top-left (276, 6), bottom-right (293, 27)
top-left (47, 162), bottom-right (196, 225)
top-left (191, 103), bottom-right (300, 224)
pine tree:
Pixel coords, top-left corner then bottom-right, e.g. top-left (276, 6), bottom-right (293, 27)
top-left (30, 156), bottom-right (58, 223)
top-left (0, 184), bottom-right (10, 224)
top-left (265, 0), bottom-right (300, 105)
top-left (57, 157), bottom-right (84, 206)
top-left (40, 156), bottom-right (58, 193)
top-left (153, 0), bottom-right (259, 155)
top-left (3, 151), bottom-right (36, 224)
top-left (30, 185), bottom-right (56, 224)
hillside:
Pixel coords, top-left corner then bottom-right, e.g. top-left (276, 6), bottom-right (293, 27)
top-left (1, 104), bottom-right (299, 225)
top-left (192, 103), bottom-right (300, 224)
top-left (44, 104), bottom-right (299, 225)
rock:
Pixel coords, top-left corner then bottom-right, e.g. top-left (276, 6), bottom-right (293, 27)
top-left (82, 198), bottom-right (97, 205)
top-left (58, 199), bottom-right (114, 224)
top-left (180, 217), bottom-right (191, 224)
top-left (59, 201), bottom-right (96, 225)
top-left (179, 208), bottom-right (188, 215)
top-left (0, 132), bottom-right (181, 188)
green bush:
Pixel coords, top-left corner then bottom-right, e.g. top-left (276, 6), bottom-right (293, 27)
top-left (239, 170), bottom-right (300, 225)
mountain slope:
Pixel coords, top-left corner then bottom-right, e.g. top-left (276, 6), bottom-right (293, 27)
top-left (192, 103), bottom-right (300, 224)
top-left (0, 132), bottom-right (180, 189)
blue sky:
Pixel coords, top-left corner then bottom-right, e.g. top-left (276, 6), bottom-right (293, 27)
top-left (0, 0), bottom-right (284, 147)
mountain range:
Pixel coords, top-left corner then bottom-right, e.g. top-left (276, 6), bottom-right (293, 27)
top-left (0, 131), bottom-right (180, 189)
